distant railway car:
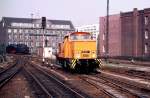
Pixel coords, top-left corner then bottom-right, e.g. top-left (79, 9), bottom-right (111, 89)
top-left (16, 44), bottom-right (29, 54)
top-left (6, 44), bottom-right (29, 54)
top-left (57, 32), bottom-right (101, 72)
top-left (6, 44), bottom-right (17, 54)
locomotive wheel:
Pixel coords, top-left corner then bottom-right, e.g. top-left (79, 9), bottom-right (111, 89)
top-left (63, 60), bottom-right (71, 71)
top-left (64, 60), bottom-right (67, 69)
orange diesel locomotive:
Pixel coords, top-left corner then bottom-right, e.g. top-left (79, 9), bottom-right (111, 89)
top-left (57, 32), bottom-right (101, 72)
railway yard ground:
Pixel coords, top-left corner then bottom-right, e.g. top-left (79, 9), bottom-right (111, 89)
top-left (0, 55), bottom-right (15, 72)
top-left (0, 55), bottom-right (150, 98)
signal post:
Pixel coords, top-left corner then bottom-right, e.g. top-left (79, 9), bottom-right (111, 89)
top-left (41, 17), bottom-right (46, 63)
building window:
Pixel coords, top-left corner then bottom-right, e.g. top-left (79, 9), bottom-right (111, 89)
top-left (34, 36), bottom-right (37, 40)
top-left (47, 24), bottom-right (50, 28)
top-left (103, 33), bottom-right (105, 40)
top-left (45, 30), bottom-right (48, 34)
top-left (8, 29), bottom-right (11, 33)
top-left (19, 29), bottom-right (22, 33)
top-left (27, 42), bottom-right (30, 47)
top-left (145, 43), bottom-right (148, 54)
top-left (24, 42), bottom-right (26, 45)
top-left (36, 42), bottom-right (40, 47)
top-left (31, 42), bottom-right (34, 47)
top-left (52, 31), bottom-right (55, 34)
top-left (14, 42), bottom-right (17, 44)
top-left (14, 29), bottom-right (17, 33)
top-left (3, 22), bottom-right (5, 27)
top-left (36, 36), bottom-right (40, 40)
top-left (25, 29), bottom-right (28, 33)
top-left (28, 30), bottom-right (31, 33)
top-left (14, 35), bottom-right (18, 40)
top-left (30, 30), bottom-right (32, 33)
top-left (26, 42), bottom-right (29, 46)
top-left (19, 23), bottom-right (22, 27)
top-left (32, 24), bottom-right (34, 28)
top-left (26, 42), bottom-right (28, 45)
top-left (36, 24), bottom-right (40, 28)
top-left (19, 35), bottom-right (21, 39)
top-left (145, 16), bottom-right (148, 25)
top-left (8, 42), bottom-right (12, 45)
top-left (36, 30), bottom-right (40, 34)
top-left (103, 45), bottom-right (105, 53)
top-left (145, 30), bottom-right (149, 39)
top-left (29, 36), bottom-right (31, 40)
top-left (8, 34), bottom-right (11, 39)
top-left (25, 35), bottom-right (29, 40)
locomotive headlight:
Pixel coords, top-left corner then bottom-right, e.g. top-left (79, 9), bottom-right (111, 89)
top-left (75, 51), bottom-right (80, 58)
top-left (92, 51), bottom-right (96, 58)
top-left (75, 54), bottom-right (80, 58)
top-left (92, 54), bottom-right (96, 58)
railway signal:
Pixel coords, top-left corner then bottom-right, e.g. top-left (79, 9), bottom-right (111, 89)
top-left (42, 17), bottom-right (46, 29)
top-left (41, 17), bottom-right (46, 62)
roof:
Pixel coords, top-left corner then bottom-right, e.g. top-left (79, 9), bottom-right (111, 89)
top-left (1, 17), bottom-right (75, 30)
top-left (70, 32), bottom-right (91, 35)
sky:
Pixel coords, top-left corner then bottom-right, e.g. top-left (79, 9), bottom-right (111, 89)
top-left (0, 0), bottom-right (150, 26)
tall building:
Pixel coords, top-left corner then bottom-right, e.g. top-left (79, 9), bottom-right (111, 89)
top-left (75, 24), bottom-right (99, 40)
top-left (98, 8), bottom-right (150, 58)
top-left (99, 14), bottom-right (121, 57)
top-left (0, 17), bottom-right (75, 55)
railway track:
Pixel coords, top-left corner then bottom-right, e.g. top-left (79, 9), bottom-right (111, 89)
top-left (106, 59), bottom-right (150, 67)
top-left (81, 75), bottom-right (138, 98)
top-left (126, 70), bottom-right (150, 80)
top-left (30, 59), bottom-right (150, 98)
top-left (102, 60), bottom-right (150, 82)
top-left (81, 71), bottom-right (150, 98)
top-left (33, 63), bottom-right (141, 98)
top-left (103, 66), bottom-right (150, 81)
top-left (24, 63), bottom-right (90, 98)
top-left (0, 61), bottom-right (21, 88)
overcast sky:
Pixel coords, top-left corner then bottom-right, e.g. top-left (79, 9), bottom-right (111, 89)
top-left (0, 0), bottom-right (150, 26)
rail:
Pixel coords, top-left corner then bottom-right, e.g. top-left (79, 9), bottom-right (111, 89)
top-left (0, 62), bottom-right (21, 88)
top-left (24, 63), bottom-right (88, 98)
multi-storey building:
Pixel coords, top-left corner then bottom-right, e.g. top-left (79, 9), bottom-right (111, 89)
top-left (75, 24), bottom-right (99, 40)
top-left (99, 8), bottom-right (150, 58)
top-left (0, 17), bottom-right (75, 55)
top-left (99, 14), bottom-right (121, 57)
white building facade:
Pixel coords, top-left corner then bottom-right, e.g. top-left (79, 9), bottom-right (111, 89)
top-left (75, 24), bottom-right (99, 40)
top-left (0, 17), bottom-right (75, 55)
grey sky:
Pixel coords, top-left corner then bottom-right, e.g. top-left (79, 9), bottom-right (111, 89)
top-left (0, 0), bottom-right (150, 26)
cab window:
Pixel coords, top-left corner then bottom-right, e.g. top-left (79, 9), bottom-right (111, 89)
top-left (70, 34), bottom-right (91, 40)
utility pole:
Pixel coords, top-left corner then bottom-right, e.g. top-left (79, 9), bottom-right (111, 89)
top-left (31, 13), bottom-right (34, 28)
top-left (106, 0), bottom-right (109, 62)
top-left (30, 13), bottom-right (34, 53)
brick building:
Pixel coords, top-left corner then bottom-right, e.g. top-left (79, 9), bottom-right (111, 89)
top-left (99, 8), bottom-right (150, 58)
top-left (0, 17), bottom-right (75, 55)
top-left (98, 14), bottom-right (121, 57)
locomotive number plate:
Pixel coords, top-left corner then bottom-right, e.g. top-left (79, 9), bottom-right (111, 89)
top-left (82, 54), bottom-right (89, 57)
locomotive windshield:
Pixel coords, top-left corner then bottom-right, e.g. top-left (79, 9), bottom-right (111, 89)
top-left (70, 34), bottom-right (91, 40)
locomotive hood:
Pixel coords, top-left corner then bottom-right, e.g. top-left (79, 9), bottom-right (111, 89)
top-left (71, 40), bottom-right (97, 59)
